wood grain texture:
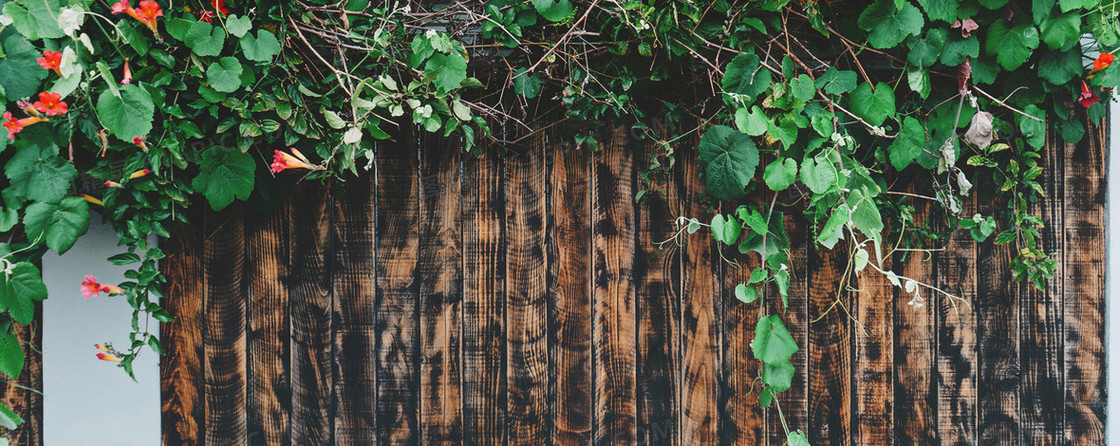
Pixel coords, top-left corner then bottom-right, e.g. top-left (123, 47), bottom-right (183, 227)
top-left (419, 136), bottom-right (464, 445)
top-left (807, 245), bottom-right (850, 446)
top-left (2, 302), bottom-right (42, 446)
top-left (768, 212), bottom-right (810, 445)
top-left (288, 184), bottom-right (333, 445)
top-left (893, 202), bottom-right (936, 445)
top-left (976, 192), bottom-right (1021, 444)
top-left (854, 242), bottom-right (893, 446)
top-left (204, 203), bottom-right (248, 445)
top-left (375, 135), bottom-right (421, 444)
top-left (720, 207), bottom-right (762, 446)
top-left (633, 140), bottom-right (679, 446)
top-left (549, 144), bottom-right (593, 446)
top-left (1063, 119), bottom-right (1106, 444)
top-left (678, 148), bottom-right (719, 446)
top-left (1020, 127), bottom-right (1066, 445)
top-left (505, 137), bottom-right (550, 445)
top-left (246, 202), bottom-right (291, 446)
top-left (332, 174), bottom-right (377, 444)
top-left (936, 194), bottom-right (978, 446)
top-left (461, 146), bottom-right (506, 446)
top-left (162, 209), bottom-right (207, 446)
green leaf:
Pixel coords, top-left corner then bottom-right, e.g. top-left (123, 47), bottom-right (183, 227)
top-left (425, 52), bottom-right (468, 95)
top-left (848, 82), bottom-right (895, 127)
top-left (907, 69), bottom-right (931, 99)
top-left (858, 0), bottom-right (924, 49)
top-left (0, 262), bottom-right (47, 325)
top-left (1018, 105), bottom-right (1046, 150)
top-left (0, 33), bottom-right (48, 100)
top-left (816, 204), bottom-right (848, 248)
top-left (531, 0), bottom-right (574, 21)
top-left (240, 30), bottom-right (281, 62)
top-left (735, 284), bottom-right (758, 303)
top-left (940, 35), bottom-right (979, 66)
top-left (0, 402), bottom-right (23, 430)
top-left (799, 154), bottom-right (837, 194)
top-left (225, 14), bottom-right (252, 38)
top-left (711, 214), bottom-right (742, 245)
top-left (0, 334), bottom-right (22, 380)
top-left (1038, 49), bottom-right (1082, 85)
top-left (735, 106), bottom-right (769, 136)
top-left (512, 68), bottom-right (542, 98)
top-left (206, 57), bottom-right (244, 93)
top-left (787, 430), bottom-right (811, 446)
top-left (96, 84), bottom-right (155, 142)
top-left (789, 74), bottom-right (816, 101)
top-left (697, 125), bottom-right (760, 200)
top-left (23, 197), bottom-right (89, 254)
top-left (3, 0), bottom-right (64, 40)
top-left (762, 359), bottom-right (795, 392)
top-left (1039, 11), bottom-right (1080, 50)
top-left (191, 147), bottom-right (256, 211)
top-left (815, 67), bottom-right (857, 95)
top-left (917, 0), bottom-right (958, 22)
top-left (849, 187), bottom-right (884, 240)
top-left (763, 158), bottom-right (798, 191)
top-left (751, 314), bottom-right (799, 365)
top-left (888, 116), bottom-right (928, 170)
top-left (1059, 0), bottom-right (1093, 12)
top-left (907, 28), bottom-right (946, 67)
top-left (5, 144), bottom-right (77, 204)
top-left (985, 20), bottom-right (1040, 70)
top-left (184, 21), bottom-right (225, 57)
top-left (767, 118), bottom-right (798, 149)
top-left (107, 252), bottom-right (142, 265)
top-left (117, 21), bottom-right (150, 56)
top-left (722, 53), bottom-right (772, 102)
top-left (165, 17), bottom-right (194, 41)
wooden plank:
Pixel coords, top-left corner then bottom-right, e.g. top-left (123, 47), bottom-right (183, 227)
top-left (634, 140), bottom-right (679, 446)
top-left (1063, 118), bottom-right (1106, 444)
top-left (1020, 128), bottom-right (1065, 445)
top-left (767, 212), bottom-right (810, 444)
top-left (419, 135), bottom-right (464, 444)
top-left (677, 147), bottom-right (719, 446)
top-left (375, 134), bottom-right (421, 444)
top-left (461, 145), bottom-right (506, 446)
top-left (332, 173), bottom-right (377, 443)
top-left (721, 206), bottom-right (762, 445)
top-left (853, 237), bottom-right (893, 446)
top-left (976, 193), bottom-right (1021, 444)
top-left (936, 194), bottom-right (978, 445)
top-left (806, 245), bottom-right (850, 445)
top-left (893, 202), bottom-right (936, 445)
top-left (289, 184), bottom-right (333, 445)
top-left (549, 143), bottom-right (593, 445)
top-left (162, 210), bottom-right (206, 445)
top-left (246, 202), bottom-right (291, 446)
top-left (591, 128), bottom-right (638, 445)
top-left (505, 136), bottom-right (549, 445)
top-left (204, 203), bottom-right (248, 444)
top-left (2, 301), bottom-right (43, 445)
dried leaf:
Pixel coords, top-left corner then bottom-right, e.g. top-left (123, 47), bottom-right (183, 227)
top-left (964, 111), bottom-right (994, 149)
top-left (952, 18), bottom-right (979, 38)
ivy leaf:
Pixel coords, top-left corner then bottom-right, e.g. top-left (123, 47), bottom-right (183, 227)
top-left (816, 67), bottom-right (857, 95)
top-left (940, 35), bottom-right (979, 66)
top-left (1018, 105), bottom-right (1046, 150)
top-left (849, 187), bottom-right (884, 241)
top-left (985, 20), bottom-right (1040, 70)
top-left (751, 314), bottom-right (799, 365)
top-left (165, 18), bottom-right (194, 41)
top-left (425, 52), bottom-right (468, 95)
top-left (888, 116), bottom-right (928, 170)
top-left (240, 30), bottom-right (281, 62)
top-left (96, 84), bottom-right (155, 142)
top-left (531, 0), bottom-right (574, 22)
top-left (184, 21), bottom-right (225, 57)
top-left (711, 214), bottom-right (742, 245)
top-left (816, 204), bottom-right (848, 248)
top-left (0, 262), bottom-right (47, 325)
top-left (799, 154), bottom-right (838, 194)
top-left (763, 158), bottom-right (799, 191)
top-left (697, 125), bottom-right (759, 201)
top-left (3, 0), bottom-right (65, 40)
top-left (512, 68), bottom-right (542, 98)
top-left (789, 74), bottom-right (816, 101)
top-left (858, 0), bottom-right (924, 49)
top-left (192, 147), bottom-right (256, 211)
top-left (1059, 0), bottom-right (1094, 12)
top-left (22, 197), bottom-right (90, 254)
top-left (1038, 49), bottom-right (1082, 86)
top-left (1088, 7), bottom-right (1119, 47)
top-left (917, 0), bottom-right (958, 22)
top-left (908, 69), bottom-right (931, 99)
top-left (848, 82), bottom-right (895, 127)
top-left (766, 118), bottom-right (798, 149)
top-left (722, 53), bottom-right (772, 102)
top-left (0, 33), bottom-right (48, 100)
top-left (0, 333), bottom-right (22, 380)
top-left (5, 144), bottom-right (77, 204)
top-left (735, 106), bottom-right (769, 136)
top-left (206, 57), bottom-right (244, 93)
top-left (735, 284), bottom-right (759, 304)
top-left (907, 28), bottom-right (946, 68)
top-left (225, 15), bottom-right (252, 38)
top-left (1039, 11), bottom-right (1080, 50)
top-left (787, 431), bottom-right (811, 446)
top-left (762, 359), bottom-right (795, 392)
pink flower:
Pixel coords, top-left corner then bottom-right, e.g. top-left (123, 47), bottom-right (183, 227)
top-left (270, 148), bottom-right (316, 173)
top-left (81, 275), bottom-right (124, 298)
top-left (120, 58), bottom-right (132, 85)
top-left (96, 352), bottom-right (122, 363)
top-left (1079, 80), bottom-right (1100, 108)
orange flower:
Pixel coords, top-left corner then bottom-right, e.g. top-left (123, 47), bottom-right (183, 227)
top-left (94, 344), bottom-right (111, 353)
top-left (2, 112), bottom-right (45, 140)
top-left (120, 58), bottom-right (132, 85)
top-left (136, 1), bottom-right (162, 20)
top-left (270, 148), bottom-right (317, 173)
top-left (1095, 53), bottom-right (1115, 71)
top-left (132, 136), bottom-right (146, 149)
top-left (96, 352), bottom-right (122, 363)
top-left (104, 181), bottom-right (122, 188)
top-left (128, 168), bottom-right (151, 179)
top-left (37, 51), bottom-right (62, 76)
top-left (80, 194), bottom-right (104, 206)
top-left (32, 92), bottom-right (68, 116)
top-left (111, 0), bottom-right (160, 36)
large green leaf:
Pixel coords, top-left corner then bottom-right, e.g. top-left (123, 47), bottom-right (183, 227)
top-left (3, 0), bottom-right (64, 40)
top-left (0, 33), bottom-right (48, 100)
top-left (1039, 49), bottom-right (1082, 86)
top-left (1018, 105), bottom-right (1046, 150)
top-left (240, 29), bottom-right (281, 62)
top-left (192, 147), bottom-right (256, 211)
top-left (0, 262), bottom-right (47, 325)
top-left (1039, 11), bottom-right (1080, 50)
top-left (0, 333), bottom-right (22, 380)
top-left (697, 125), bottom-right (759, 200)
top-left (4, 144), bottom-right (77, 204)
top-left (722, 53), bottom-right (772, 102)
top-left (184, 21), bottom-right (225, 57)
top-left (849, 187), bottom-right (884, 240)
top-left (858, 0), bottom-right (924, 49)
top-left (96, 84), bottom-right (155, 141)
top-left (225, 15), bottom-right (252, 38)
top-left (907, 28), bottom-right (946, 68)
top-left (751, 314), bottom-right (799, 365)
top-left (848, 82), bottom-right (895, 127)
top-left (888, 116), bottom-right (927, 170)
top-left (531, 0), bottom-right (574, 21)
top-left (22, 197), bottom-right (89, 254)
top-left (985, 20), bottom-right (1040, 70)
top-left (940, 35), bottom-right (979, 66)
top-left (425, 52), bottom-right (467, 95)
top-left (917, 0), bottom-right (958, 22)
top-left (206, 57), bottom-right (243, 93)
top-left (763, 158), bottom-right (798, 191)
top-left (815, 67), bottom-right (857, 95)
top-left (799, 153), bottom-right (838, 195)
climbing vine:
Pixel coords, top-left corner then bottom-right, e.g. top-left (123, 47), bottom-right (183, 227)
top-left (0, 0), bottom-right (1115, 441)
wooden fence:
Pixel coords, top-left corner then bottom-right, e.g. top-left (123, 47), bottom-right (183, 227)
top-left (150, 121), bottom-right (1102, 444)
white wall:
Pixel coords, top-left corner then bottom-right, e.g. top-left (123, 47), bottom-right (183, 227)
top-left (41, 216), bottom-right (159, 445)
